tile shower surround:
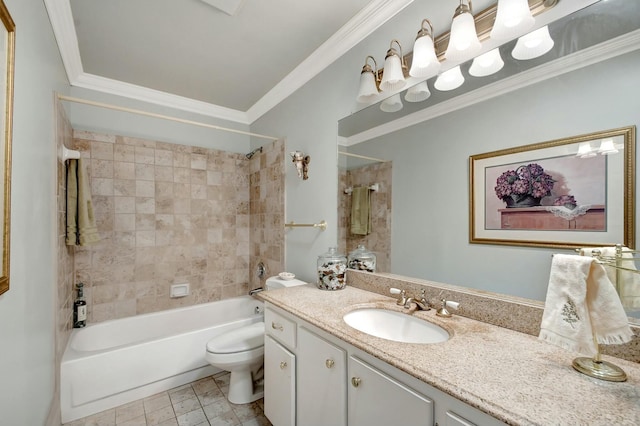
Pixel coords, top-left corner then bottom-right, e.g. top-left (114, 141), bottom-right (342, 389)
top-left (338, 161), bottom-right (392, 272)
top-left (67, 131), bottom-right (284, 323)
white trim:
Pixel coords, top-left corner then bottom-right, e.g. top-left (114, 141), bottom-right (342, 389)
top-left (72, 73), bottom-right (250, 124)
top-left (45, 0), bottom-right (415, 125)
top-left (341, 30), bottom-right (640, 147)
top-left (246, 0), bottom-right (415, 123)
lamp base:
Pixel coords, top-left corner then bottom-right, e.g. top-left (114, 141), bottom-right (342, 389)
top-left (572, 357), bottom-right (627, 382)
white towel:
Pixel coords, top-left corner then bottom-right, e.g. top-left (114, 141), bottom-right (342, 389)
top-left (539, 254), bottom-right (634, 356)
top-left (580, 246), bottom-right (640, 309)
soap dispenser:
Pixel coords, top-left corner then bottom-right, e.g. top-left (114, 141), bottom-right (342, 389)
top-left (73, 283), bottom-right (87, 328)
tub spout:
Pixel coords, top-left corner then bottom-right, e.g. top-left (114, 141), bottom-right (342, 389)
top-left (249, 287), bottom-right (264, 296)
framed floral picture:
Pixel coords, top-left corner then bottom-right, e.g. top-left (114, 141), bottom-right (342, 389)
top-left (469, 126), bottom-right (636, 249)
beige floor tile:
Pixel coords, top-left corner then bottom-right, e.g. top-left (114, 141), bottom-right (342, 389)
top-left (144, 392), bottom-right (172, 414)
top-left (209, 409), bottom-right (240, 426)
top-left (229, 401), bottom-right (262, 422)
top-left (155, 419), bottom-right (179, 426)
top-left (196, 387), bottom-right (225, 407)
top-left (169, 385), bottom-right (197, 404)
top-left (176, 408), bottom-right (208, 426)
top-left (116, 400), bottom-right (145, 424)
top-left (85, 408), bottom-right (116, 426)
top-left (172, 397), bottom-right (202, 417)
top-left (202, 399), bottom-right (233, 421)
top-left (146, 405), bottom-right (176, 426)
top-left (117, 414), bottom-right (147, 426)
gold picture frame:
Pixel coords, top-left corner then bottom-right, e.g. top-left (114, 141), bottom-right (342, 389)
top-left (469, 126), bottom-right (636, 249)
top-left (0, 0), bottom-right (14, 296)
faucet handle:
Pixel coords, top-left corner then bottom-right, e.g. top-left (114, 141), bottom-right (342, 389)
top-left (436, 297), bottom-right (459, 318)
top-left (390, 288), bottom-right (407, 305)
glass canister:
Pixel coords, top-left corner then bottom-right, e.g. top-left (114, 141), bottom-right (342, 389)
top-left (348, 244), bottom-right (376, 273)
top-left (317, 247), bottom-right (347, 290)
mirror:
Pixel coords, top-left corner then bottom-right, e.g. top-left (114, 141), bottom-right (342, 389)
top-left (0, 0), bottom-right (14, 296)
top-left (338, 0), bottom-right (640, 320)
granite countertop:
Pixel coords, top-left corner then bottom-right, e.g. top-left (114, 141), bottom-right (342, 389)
top-left (259, 284), bottom-right (640, 426)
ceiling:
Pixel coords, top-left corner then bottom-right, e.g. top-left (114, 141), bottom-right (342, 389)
top-left (45, 0), bottom-right (422, 124)
top-left (46, 0), bottom-right (511, 126)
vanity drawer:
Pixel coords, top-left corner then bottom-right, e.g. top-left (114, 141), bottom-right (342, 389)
top-left (265, 307), bottom-right (296, 349)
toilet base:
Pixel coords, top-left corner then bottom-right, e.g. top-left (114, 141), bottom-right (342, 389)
top-left (227, 366), bottom-right (264, 404)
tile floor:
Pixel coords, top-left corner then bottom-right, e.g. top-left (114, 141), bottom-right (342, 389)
top-left (63, 372), bottom-right (272, 426)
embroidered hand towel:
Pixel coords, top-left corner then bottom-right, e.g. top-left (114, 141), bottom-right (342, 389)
top-left (66, 158), bottom-right (101, 246)
top-left (580, 246), bottom-right (640, 309)
top-left (350, 186), bottom-right (371, 235)
top-left (539, 254), bottom-right (633, 356)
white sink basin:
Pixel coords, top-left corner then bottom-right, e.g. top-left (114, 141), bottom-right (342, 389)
top-left (343, 308), bottom-right (449, 344)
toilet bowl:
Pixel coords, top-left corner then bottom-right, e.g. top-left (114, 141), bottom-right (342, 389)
top-left (205, 275), bottom-right (306, 404)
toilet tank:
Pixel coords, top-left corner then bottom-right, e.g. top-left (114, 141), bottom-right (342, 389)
top-left (266, 276), bottom-right (307, 290)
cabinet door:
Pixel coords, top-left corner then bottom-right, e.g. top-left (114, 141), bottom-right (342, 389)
top-left (297, 327), bottom-right (347, 426)
top-left (348, 356), bottom-right (434, 426)
top-left (264, 335), bottom-right (295, 426)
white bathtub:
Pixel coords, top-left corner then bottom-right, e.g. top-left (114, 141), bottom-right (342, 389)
top-left (61, 296), bottom-right (264, 423)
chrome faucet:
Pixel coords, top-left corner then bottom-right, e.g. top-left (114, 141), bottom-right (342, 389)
top-left (390, 288), bottom-right (430, 311)
top-left (404, 289), bottom-right (430, 311)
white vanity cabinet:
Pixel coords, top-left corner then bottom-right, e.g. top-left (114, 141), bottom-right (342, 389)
top-left (263, 303), bottom-right (505, 426)
top-left (348, 355), bottom-right (434, 425)
top-left (264, 308), bottom-right (297, 426)
top-left (297, 327), bottom-right (347, 426)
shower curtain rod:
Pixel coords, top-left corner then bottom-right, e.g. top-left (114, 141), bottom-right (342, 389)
top-left (56, 94), bottom-right (280, 142)
top-left (338, 151), bottom-right (388, 163)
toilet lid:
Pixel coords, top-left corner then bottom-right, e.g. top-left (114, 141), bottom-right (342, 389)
top-left (206, 322), bottom-right (265, 354)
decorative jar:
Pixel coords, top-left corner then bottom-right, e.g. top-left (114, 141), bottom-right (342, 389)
top-left (348, 244), bottom-right (376, 273)
top-left (317, 247), bottom-right (347, 290)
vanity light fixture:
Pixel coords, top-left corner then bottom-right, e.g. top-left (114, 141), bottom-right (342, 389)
top-left (576, 142), bottom-right (596, 158)
top-left (434, 66), bottom-right (465, 91)
top-left (380, 39), bottom-right (407, 92)
top-left (469, 48), bottom-right (504, 77)
top-left (409, 19), bottom-right (441, 79)
top-left (512, 25), bottom-right (555, 60)
top-left (445, 0), bottom-right (481, 62)
top-left (380, 93), bottom-right (404, 112)
top-left (356, 56), bottom-right (380, 103)
top-left (404, 81), bottom-right (431, 103)
top-left (490, 0), bottom-right (535, 41)
top-left (597, 138), bottom-right (619, 155)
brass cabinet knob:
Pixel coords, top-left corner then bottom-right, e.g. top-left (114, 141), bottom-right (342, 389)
top-left (280, 361), bottom-right (287, 370)
top-left (351, 377), bottom-right (361, 387)
top-left (325, 359), bottom-right (334, 369)
top-left (271, 322), bottom-right (283, 331)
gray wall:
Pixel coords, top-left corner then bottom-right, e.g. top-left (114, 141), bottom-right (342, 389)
top-left (0, 0), bottom-right (69, 424)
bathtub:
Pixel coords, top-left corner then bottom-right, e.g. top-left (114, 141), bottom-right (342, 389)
top-left (61, 296), bottom-right (264, 423)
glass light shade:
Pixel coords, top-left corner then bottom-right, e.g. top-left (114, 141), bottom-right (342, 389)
top-left (576, 142), bottom-right (596, 158)
top-left (380, 93), bottom-right (403, 112)
top-left (598, 138), bottom-right (619, 155)
top-left (434, 66), bottom-right (464, 91)
top-left (404, 81), bottom-right (431, 103)
top-left (512, 26), bottom-right (554, 60)
top-left (445, 11), bottom-right (481, 62)
top-left (469, 48), bottom-right (504, 77)
top-left (490, 0), bottom-right (535, 41)
top-left (380, 53), bottom-right (406, 92)
top-left (356, 70), bottom-right (379, 103)
top-left (410, 34), bottom-right (440, 79)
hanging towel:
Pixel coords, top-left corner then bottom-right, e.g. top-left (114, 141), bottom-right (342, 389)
top-left (539, 254), bottom-right (633, 356)
top-left (66, 158), bottom-right (101, 246)
top-left (350, 186), bottom-right (371, 235)
top-left (580, 246), bottom-right (640, 309)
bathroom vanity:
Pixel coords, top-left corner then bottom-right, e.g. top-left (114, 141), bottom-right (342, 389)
top-left (259, 284), bottom-right (640, 426)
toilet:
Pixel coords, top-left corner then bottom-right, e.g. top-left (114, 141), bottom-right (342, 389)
top-left (205, 275), bottom-right (306, 404)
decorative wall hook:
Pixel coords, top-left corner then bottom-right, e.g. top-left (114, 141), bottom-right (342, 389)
top-left (290, 151), bottom-right (310, 180)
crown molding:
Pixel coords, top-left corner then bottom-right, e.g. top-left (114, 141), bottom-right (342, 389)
top-left (45, 0), bottom-right (414, 125)
top-left (341, 30), bottom-right (640, 147)
top-left (72, 73), bottom-right (250, 124)
top-left (245, 0), bottom-right (415, 123)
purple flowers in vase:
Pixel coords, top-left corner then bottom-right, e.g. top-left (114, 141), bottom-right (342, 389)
top-left (554, 195), bottom-right (578, 209)
top-left (495, 163), bottom-right (555, 208)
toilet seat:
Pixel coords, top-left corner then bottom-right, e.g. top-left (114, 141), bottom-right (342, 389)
top-left (206, 322), bottom-right (265, 354)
